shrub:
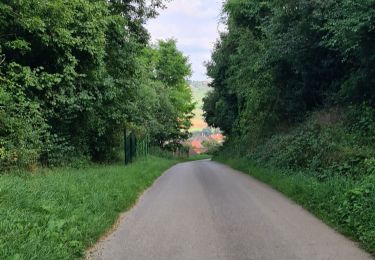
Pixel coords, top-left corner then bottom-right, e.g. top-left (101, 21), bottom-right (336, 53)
top-left (242, 107), bottom-right (375, 179)
top-left (0, 77), bottom-right (47, 171)
top-left (338, 174), bottom-right (375, 253)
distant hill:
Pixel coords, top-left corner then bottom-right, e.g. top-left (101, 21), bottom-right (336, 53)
top-left (189, 81), bottom-right (211, 132)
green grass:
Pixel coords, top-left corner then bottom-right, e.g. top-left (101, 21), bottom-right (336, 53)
top-left (0, 156), bottom-right (180, 259)
top-left (215, 157), bottom-right (375, 256)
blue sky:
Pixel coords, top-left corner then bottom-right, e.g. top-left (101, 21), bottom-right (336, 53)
top-left (146, 0), bottom-right (223, 81)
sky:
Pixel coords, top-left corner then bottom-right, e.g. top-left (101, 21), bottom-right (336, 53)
top-left (146, 0), bottom-right (223, 81)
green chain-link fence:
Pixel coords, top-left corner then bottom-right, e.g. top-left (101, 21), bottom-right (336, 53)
top-left (124, 128), bottom-right (190, 165)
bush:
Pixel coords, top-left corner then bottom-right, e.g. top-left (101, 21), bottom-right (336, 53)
top-left (40, 134), bottom-right (90, 168)
top-left (346, 103), bottom-right (375, 143)
top-left (338, 174), bottom-right (375, 252)
top-left (0, 77), bottom-right (47, 171)
top-left (240, 107), bottom-right (375, 179)
top-left (202, 139), bottom-right (222, 154)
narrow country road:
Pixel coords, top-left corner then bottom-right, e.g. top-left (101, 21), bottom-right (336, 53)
top-left (89, 160), bottom-right (372, 260)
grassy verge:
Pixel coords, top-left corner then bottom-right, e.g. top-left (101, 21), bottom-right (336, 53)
top-left (215, 157), bottom-right (375, 256)
top-left (0, 156), bottom-right (180, 259)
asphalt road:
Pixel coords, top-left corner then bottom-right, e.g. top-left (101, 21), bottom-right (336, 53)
top-left (89, 160), bottom-right (372, 260)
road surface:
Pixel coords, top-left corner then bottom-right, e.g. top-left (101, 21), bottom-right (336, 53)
top-left (89, 160), bottom-right (372, 260)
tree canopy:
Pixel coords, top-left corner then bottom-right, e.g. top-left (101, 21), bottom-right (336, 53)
top-left (0, 0), bottom-right (194, 170)
top-left (204, 0), bottom-right (375, 143)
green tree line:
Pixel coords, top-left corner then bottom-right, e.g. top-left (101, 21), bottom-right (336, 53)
top-left (204, 0), bottom-right (375, 147)
top-left (0, 0), bottom-right (194, 170)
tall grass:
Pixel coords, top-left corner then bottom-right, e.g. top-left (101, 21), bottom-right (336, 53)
top-left (0, 156), bottom-right (179, 259)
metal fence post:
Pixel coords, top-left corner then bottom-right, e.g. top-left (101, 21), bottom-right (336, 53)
top-left (124, 128), bottom-right (128, 165)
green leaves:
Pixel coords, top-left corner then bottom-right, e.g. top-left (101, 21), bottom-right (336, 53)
top-left (0, 0), bottom-right (194, 169)
top-left (156, 40), bottom-right (192, 87)
top-left (4, 40), bottom-right (31, 54)
top-left (141, 40), bottom-right (194, 149)
top-left (205, 0), bottom-right (375, 147)
top-left (0, 67), bottom-right (48, 170)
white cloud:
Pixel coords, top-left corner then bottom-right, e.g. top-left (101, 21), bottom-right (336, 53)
top-left (166, 0), bottom-right (219, 18)
top-left (146, 0), bottom-right (222, 80)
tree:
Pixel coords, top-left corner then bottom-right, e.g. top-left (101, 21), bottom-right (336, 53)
top-left (204, 0), bottom-right (375, 149)
top-left (148, 40), bottom-right (194, 149)
top-left (0, 0), bottom-right (196, 170)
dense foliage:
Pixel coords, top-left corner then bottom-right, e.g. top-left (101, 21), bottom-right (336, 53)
top-left (204, 0), bottom-right (375, 173)
top-left (204, 0), bottom-right (375, 140)
top-left (0, 0), bottom-right (194, 170)
top-left (206, 0), bottom-right (375, 254)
